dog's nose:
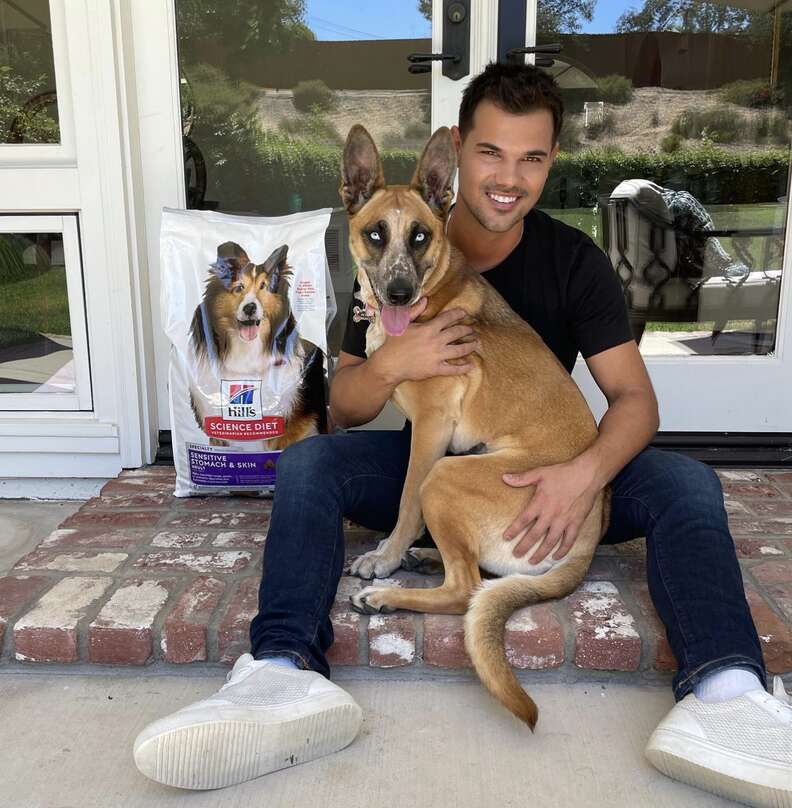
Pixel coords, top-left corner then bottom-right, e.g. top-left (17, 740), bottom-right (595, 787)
top-left (242, 302), bottom-right (257, 317)
top-left (386, 280), bottom-right (413, 305)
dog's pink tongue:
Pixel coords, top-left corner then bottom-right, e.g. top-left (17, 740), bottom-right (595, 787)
top-left (240, 324), bottom-right (258, 342)
top-left (381, 305), bottom-right (411, 337)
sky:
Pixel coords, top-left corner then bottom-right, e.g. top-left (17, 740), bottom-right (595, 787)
top-left (302, 1), bottom-right (630, 40)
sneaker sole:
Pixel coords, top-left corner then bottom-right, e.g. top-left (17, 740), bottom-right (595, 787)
top-left (646, 728), bottom-right (792, 808)
top-left (134, 701), bottom-right (361, 790)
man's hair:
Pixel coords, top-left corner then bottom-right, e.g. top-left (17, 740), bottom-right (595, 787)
top-left (458, 61), bottom-right (564, 145)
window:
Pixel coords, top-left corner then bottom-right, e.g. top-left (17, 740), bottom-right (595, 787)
top-left (0, 215), bottom-right (91, 410)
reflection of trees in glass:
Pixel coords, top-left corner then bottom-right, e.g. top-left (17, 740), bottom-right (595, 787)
top-left (178, 0), bottom-right (314, 55)
top-left (418, 0), bottom-right (431, 21)
top-left (0, 67), bottom-right (58, 143)
top-left (0, 19), bottom-right (59, 143)
top-left (616, 1), bottom-right (767, 34)
top-left (538, 0), bottom-right (595, 35)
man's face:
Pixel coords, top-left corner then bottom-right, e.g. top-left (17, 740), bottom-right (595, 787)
top-left (453, 100), bottom-right (559, 233)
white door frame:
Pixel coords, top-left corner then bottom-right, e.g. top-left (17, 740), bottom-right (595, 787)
top-left (523, 0), bottom-right (792, 432)
top-left (131, 0), bottom-right (500, 435)
top-left (0, 0), bottom-right (155, 478)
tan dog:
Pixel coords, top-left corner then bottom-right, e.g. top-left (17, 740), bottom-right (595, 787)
top-left (341, 124), bottom-right (610, 729)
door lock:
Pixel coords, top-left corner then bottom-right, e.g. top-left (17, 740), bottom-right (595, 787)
top-left (407, 0), bottom-right (470, 81)
top-left (448, 2), bottom-right (466, 24)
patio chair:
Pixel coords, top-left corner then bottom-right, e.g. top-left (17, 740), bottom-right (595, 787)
top-left (601, 180), bottom-right (783, 351)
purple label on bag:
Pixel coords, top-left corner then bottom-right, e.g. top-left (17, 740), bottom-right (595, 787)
top-left (187, 443), bottom-right (281, 487)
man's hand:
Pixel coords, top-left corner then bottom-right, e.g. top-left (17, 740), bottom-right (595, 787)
top-left (501, 453), bottom-right (603, 563)
top-left (373, 298), bottom-right (479, 385)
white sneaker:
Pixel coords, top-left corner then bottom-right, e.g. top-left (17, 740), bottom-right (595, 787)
top-left (133, 654), bottom-right (362, 790)
top-left (646, 676), bottom-right (792, 807)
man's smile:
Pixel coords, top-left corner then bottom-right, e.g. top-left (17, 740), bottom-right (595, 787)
top-left (485, 190), bottom-right (523, 211)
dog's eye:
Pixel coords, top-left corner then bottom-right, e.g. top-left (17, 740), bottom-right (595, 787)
top-left (411, 230), bottom-right (429, 247)
top-left (368, 230), bottom-right (381, 242)
top-left (233, 284), bottom-right (244, 294)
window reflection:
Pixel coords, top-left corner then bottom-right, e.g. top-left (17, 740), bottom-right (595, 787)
top-left (0, 232), bottom-right (73, 394)
top-left (0, 0), bottom-right (59, 144)
top-left (175, 0), bottom-right (431, 215)
top-left (174, 1), bottom-right (433, 355)
top-left (536, 0), bottom-right (789, 357)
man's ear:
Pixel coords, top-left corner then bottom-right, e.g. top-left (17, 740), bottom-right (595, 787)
top-left (410, 126), bottom-right (457, 219)
top-left (341, 125), bottom-right (385, 215)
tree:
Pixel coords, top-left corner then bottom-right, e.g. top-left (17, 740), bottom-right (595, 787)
top-left (420, 0), bottom-right (595, 34)
top-left (178, 0), bottom-right (314, 53)
top-left (616, 1), bottom-right (766, 34)
top-left (538, 0), bottom-right (596, 35)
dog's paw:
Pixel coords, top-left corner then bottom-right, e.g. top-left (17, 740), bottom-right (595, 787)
top-left (349, 586), bottom-right (398, 615)
top-left (350, 549), bottom-right (402, 580)
top-left (401, 547), bottom-right (444, 575)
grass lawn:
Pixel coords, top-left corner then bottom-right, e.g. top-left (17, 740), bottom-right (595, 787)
top-left (0, 267), bottom-right (71, 349)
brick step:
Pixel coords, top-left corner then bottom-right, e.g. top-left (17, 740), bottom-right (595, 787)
top-left (1, 466), bottom-right (792, 676)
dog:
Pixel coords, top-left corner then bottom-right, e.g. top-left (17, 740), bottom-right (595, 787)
top-left (189, 241), bottom-right (326, 450)
top-left (340, 125), bottom-right (610, 730)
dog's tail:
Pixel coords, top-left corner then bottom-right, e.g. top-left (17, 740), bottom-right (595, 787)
top-left (463, 554), bottom-right (591, 731)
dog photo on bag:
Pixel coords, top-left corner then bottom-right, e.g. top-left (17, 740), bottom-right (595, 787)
top-left (189, 240), bottom-right (324, 451)
top-left (160, 207), bottom-right (335, 496)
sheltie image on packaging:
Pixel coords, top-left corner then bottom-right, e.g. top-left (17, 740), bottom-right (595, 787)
top-left (160, 207), bottom-right (336, 496)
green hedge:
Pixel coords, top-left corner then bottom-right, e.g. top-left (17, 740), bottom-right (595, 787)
top-left (248, 136), bottom-right (789, 213)
top-left (250, 131), bottom-right (418, 214)
top-left (540, 145), bottom-right (790, 208)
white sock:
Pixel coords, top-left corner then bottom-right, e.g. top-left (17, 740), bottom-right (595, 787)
top-left (693, 667), bottom-right (763, 703)
top-left (256, 654), bottom-right (299, 670)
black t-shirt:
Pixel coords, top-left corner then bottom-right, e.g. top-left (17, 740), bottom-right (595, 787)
top-left (340, 208), bottom-right (634, 374)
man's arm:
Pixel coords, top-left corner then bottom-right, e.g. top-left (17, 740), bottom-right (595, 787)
top-left (330, 301), bottom-right (479, 430)
top-left (574, 339), bottom-right (660, 488)
top-left (329, 350), bottom-right (400, 429)
top-left (502, 338), bottom-right (658, 562)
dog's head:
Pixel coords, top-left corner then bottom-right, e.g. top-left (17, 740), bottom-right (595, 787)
top-left (204, 241), bottom-right (292, 349)
top-left (340, 124), bottom-right (457, 337)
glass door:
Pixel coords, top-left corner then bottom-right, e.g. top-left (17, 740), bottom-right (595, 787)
top-left (526, 0), bottom-right (792, 432)
top-left (135, 0), bottom-right (498, 430)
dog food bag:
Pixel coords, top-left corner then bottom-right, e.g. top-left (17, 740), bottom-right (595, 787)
top-left (161, 207), bottom-right (336, 497)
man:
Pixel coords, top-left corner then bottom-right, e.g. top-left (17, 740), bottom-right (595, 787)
top-left (134, 63), bottom-right (787, 804)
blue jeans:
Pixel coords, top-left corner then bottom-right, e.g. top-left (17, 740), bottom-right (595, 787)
top-left (249, 427), bottom-right (766, 700)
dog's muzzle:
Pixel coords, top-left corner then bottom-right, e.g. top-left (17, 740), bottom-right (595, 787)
top-left (385, 278), bottom-right (414, 305)
top-left (237, 318), bottom-right (260, 343)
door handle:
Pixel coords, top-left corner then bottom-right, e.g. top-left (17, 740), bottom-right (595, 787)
top-left (408, 52), bottom-right (460, 63)
top-left (407, 0), bottom-right (470, 81)
top-left (507, 43), bottom-right (562, 68)
top-left (407, 52), bottom-right (460, 74)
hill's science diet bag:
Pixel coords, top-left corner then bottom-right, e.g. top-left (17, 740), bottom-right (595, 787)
top-left (161, 207), bottom-right (335, 497)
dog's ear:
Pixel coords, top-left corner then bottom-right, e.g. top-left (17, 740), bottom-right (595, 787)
top-left (210, 241), bottom-right (250, 287)
top-left (410, 127), bottom-right (457, 219)
top-left (261, 244), bottom-right (289, 293)
top-left (341, 125), bottom-right (385, 215)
